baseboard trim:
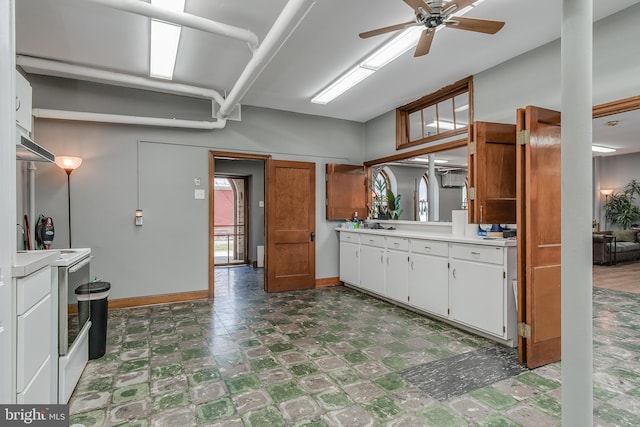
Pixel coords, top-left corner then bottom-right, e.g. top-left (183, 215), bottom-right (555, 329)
top-left (315, 277), bottom-right (341, 287)
top-left (68, 290), bottom-right (209, 314)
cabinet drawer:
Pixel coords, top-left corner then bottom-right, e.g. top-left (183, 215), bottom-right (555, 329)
top-left (360, 234), bottom-right (386, 248)
top-left (451, 244), bottom-right (504, 265)
top-left (386, 237), bottom-right (409, 251)
top-left (340, 232), bottom-right (360, 244)
top-left (410, 239), bottom-right (448, 257)
top-left (16, 266), bottom-right (50, 315)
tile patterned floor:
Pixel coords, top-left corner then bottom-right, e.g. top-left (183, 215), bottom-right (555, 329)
top-left (67, 266), bottom-right (640, 426)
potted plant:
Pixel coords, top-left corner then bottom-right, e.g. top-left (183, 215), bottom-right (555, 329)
top-left (386, 189), bottom-right (403, 220)
top-left (603, 179), bottom-right (640, 229)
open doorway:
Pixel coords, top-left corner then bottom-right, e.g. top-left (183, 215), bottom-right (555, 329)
top-left (213, 176), bottom-right (248, 266)
top-left (209, 151), bottom-right (269, 298)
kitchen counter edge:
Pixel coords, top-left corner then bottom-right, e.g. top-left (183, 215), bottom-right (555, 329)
top-left (335, 227), bottom-right (516, 247)
top-left (12, 251), bottom-right (60, 278)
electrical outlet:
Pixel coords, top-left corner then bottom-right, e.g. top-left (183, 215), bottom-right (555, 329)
top-left (195, 189), bottom-right (205, 199)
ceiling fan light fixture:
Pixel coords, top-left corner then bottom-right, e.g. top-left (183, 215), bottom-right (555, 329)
top-left (311, 67), bottom-right (375, 104)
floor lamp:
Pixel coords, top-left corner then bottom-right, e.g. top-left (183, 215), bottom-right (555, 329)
top-left (55, 156), bottom-right (82, 248)
top-left (600, 189), bottom-right (613, 231)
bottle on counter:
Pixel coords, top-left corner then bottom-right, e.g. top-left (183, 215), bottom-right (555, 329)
top-left (353, 212), bottom-right (359, 228)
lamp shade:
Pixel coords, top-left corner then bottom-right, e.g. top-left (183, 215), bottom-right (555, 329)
top-left (600, 189), bottom-right (613, 196)
top-left (55, 156), bottom-right (83, 171)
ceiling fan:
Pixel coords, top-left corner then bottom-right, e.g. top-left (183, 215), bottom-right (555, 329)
top-left (359, 0), bottom-right (505, 57)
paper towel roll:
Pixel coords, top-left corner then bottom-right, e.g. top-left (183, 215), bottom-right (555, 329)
top-left (451, 210), bottom-right (467, 236)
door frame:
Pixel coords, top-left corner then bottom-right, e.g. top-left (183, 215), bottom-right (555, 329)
top-left (208, 151), bottom-right (271, 298)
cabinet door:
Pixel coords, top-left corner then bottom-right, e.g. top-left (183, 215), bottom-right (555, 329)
top-left (360, 245), bottom-right (385, 296)
top-left (339, 242), bottom-right (360, 286)
top-left (409, 253), bottom-right (449, 317)
top-left (468, 121), bottom-right (517, 224)
top-left (326, 164), bottom-right (368, 220)
top-left (449, 260), bottom-right (505, 337)
top-left (17, 294), bottom-right (52, 392)
top-left (385, 250), bottom-right (409, 303)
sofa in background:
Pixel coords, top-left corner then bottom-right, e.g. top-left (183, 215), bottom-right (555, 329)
top-left (593, 229), bottom-right (640, 265)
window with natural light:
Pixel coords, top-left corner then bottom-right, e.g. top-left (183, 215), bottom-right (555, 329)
top-left (396, 76), bottom-right (472, 150)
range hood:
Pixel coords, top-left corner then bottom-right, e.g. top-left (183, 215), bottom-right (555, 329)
top-left (16, 132), bottom-right (55, 162)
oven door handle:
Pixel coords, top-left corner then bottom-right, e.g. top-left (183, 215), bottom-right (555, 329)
top-left (68, 256), bottom-right (93, 273)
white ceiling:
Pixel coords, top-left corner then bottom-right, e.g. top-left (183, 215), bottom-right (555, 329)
top-left (15, 0), bottom-right (640, 154)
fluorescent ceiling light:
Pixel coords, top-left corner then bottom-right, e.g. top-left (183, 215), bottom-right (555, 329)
top-left (311, 67), bottom-right (375, 104)
top-left (592, 145), bottom-right (616, 153)
top-left (412, 157), bottom-right (449, 164)
top-left (426, 120), bottom-right (460, 130)
top-left (312, 0), bottom-right (488, 104)
top-left (149, 0), bottom-right (186, 80)
top-left (361, 27), bottom-right (423, 70)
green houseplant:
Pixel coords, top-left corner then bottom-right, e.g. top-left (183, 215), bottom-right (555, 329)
top-left (604, 179), bottom-right (640, 229)
top-left (386, 189), bottom-right (403, 220)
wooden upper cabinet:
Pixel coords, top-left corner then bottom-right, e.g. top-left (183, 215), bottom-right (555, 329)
top-left (326, 164), bottom-right (368, 221)
top-left (468, 122), bottom-right (517, 225)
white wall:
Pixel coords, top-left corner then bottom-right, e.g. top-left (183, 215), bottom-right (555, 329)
top-left (28, 77), bottom-right (364, 300)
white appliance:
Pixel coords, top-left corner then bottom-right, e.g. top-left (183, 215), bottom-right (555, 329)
top-left (52, 248), bottom-right (92, 403)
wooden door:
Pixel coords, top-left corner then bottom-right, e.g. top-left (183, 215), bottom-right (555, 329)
top-left (468, 122), bottom-right (517, 225)
top-left (267, 160), bottom-right (316, 292)
top-left (516, 106), bottom-right (562, 368)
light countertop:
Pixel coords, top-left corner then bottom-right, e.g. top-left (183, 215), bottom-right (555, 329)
top-left (336, 227), bottom-right (517, 247)
top-left (12, 251), bottom-right (60, 278)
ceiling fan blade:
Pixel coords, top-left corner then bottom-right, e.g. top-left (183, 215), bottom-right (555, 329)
top-left (442, 0), bottom-right (476, 14)
top-left (403, 0), bottom-right (431, 13)
top-left (414, 28), bottom-right (435, 57)
top-left (445, 16), bottom-right (505, 34)
top-left (359, 20), bottom-right (417, 39)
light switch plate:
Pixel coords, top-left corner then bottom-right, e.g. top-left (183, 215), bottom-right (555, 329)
top-left (194, 177), bottom-right (201, 186)
top-left (195, 189), bottom-right (205, 199)
top-left (259, 201), bottom-right (264, 208)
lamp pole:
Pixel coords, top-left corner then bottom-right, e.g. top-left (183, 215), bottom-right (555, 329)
top-left (55, 156), bottom-right (82, 248)
top-left (64, 168), bottom-right (73, 248)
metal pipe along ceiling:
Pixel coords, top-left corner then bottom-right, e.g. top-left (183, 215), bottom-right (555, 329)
top-left (21, 0), bottom-right (318, 129)
top-left (84, 0), bottom-right (259, 50)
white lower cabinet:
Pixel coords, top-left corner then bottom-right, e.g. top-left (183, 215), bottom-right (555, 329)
top-left (449, 258), bottom-right (505, 337)
top-left (15, 265), bottom-right (54, 404)
top-left (339, 241), bottom-right (360, 287)
top-left (339, 230), bottom-right (517, 346)
top-left (359, 244), bottom-right (385, 295)
top-left (385, 242), bottom-right (409, 303)
top-left (409, 252), bottom-right (449, 317)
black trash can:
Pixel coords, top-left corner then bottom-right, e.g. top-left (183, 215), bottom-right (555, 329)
top-left (75, 281), bottom-right (111, 360)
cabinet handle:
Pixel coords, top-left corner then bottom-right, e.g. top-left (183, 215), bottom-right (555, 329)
top-left (394, 242), bottom-right (399, 246)
top-left (480, 205), bottom-right (484, 224)
top-left (411, 261), bottom-right (414, 269)
top-left (380, 255), bottom-right (384, 263)
top-left (424, 246), bottom-right (431, 251)
top-left (471, 251), bottom-right (481, 256)
top-left (369, 239), bottom-right (374, 243)
top-left (452, 268), bottom-right (456, 278)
